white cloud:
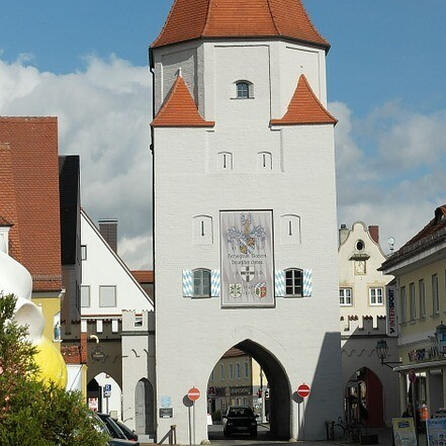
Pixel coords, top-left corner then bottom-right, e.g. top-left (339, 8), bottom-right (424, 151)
top-left (0, 55), bottom-right (152, 268)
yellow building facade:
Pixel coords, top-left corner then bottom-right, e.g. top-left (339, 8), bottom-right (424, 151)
top-left (381, 205), bottom-right (446, 418)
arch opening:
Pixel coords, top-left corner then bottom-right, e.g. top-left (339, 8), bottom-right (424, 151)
top-left (135, 378), bottom-right (155, 437)
top-left (87, 372), bottom-right (122, 419)
top-left (345, 367), bottom-right (384, 428)
top-left (207, 339), bottom-right (291, 441)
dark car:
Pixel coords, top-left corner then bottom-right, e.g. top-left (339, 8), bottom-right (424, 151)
top-left (114, 418), bottom-right (138, 442)
top-left (95, 413), bottom-right (140, 446)
top-left (223, 406), bottom-right (258, 437)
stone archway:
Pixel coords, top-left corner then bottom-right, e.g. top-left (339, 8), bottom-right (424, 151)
top-left (135, 378), bottom-right (155, 436)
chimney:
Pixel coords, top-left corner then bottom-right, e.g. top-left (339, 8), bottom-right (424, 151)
top-left (368, 225), bottom-right (379, 244)
top-left (339, 224), bottom-right (349, 246)
top-left (99, 219), bottom-right (118, 253)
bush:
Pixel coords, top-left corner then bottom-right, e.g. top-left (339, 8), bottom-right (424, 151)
top-left (0, 294), bottom-right (108, 446)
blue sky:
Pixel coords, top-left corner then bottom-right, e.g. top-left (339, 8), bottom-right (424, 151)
top-left (0, 1), bottom-right (445, 266)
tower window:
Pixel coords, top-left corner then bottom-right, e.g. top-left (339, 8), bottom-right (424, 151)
top-left (257, 152), bottom-right (272, 170)
top-left (235, 81), bottom-right (253, 99)
top-left (280, 214), bottom-right (301, 244)
top-left (193, 215), bottom-right (213, 245)
top-left (193, 269), bottom-right (211, 297)
top-left (218, 152), bottom-right (233, 170)
top-left (285, 268), bottom-right (303, 297)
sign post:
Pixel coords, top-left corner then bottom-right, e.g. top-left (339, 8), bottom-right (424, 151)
top-left (103, 384), bottom-right (112, 414)
top-left (297, 384), bottom-right (311, 440)
top-left (188, 387), bottom-right (200, 446)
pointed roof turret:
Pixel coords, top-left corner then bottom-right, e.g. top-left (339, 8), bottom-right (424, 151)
top-left (151, 75), bottom-right (215, 128)
top-left (271, 75), bottom-right (337, 126)
top-left (152, 0), bottom-right (330, 50)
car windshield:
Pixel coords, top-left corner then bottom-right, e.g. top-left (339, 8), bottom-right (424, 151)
top-left (228, 407), bottom-right (254, 417)
top-left (97, 414), bottom-right (127, 439)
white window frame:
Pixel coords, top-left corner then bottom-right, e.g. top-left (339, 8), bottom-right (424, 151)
top-left (339, 288), bottom-right (353, 306)
top-left (81, 285), bottom-right (91, 308)
top-left (81, 245), bottom-right (87, 261)
top-left (369, 287), bottom-right (384, 306)
top-left (99, 285), bottom-right (117, 308)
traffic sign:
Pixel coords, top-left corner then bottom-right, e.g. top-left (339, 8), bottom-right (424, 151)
top-left (188, 387), bottom-right (200, 401)
top-left (104, 384), bottom-right (112, 398)
top-left (297, 384), bottom-right (311, 398)
top-left (409, 370), bottom-right (417, 384)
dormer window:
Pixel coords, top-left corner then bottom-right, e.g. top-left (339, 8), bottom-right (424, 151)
top-left (235, 81), bottom-right (253, 99)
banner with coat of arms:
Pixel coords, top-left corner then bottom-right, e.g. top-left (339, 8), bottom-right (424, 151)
top-left (220, 210), bottom-right (274, 307)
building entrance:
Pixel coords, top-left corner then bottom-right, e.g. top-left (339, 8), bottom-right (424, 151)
top-left (207, 340), bottom-right (291, 441)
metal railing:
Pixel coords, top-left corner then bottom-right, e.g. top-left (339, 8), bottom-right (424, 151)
top-left (158, 425), bottom-right (176, 445)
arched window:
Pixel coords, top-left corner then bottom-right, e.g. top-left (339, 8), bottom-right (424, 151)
top-left (193, 268), bottom-right (211, 297)
top-left (218, 152), bottom-right (233, 170)
top-left (257, 152), bottom-right (272, 170)
top-left (235, 81), bottom-right (253, 99)
top-left (193, 215), bottom-right (213, 245)
top-left (285, 268), bottom-right (303, 297)
top-left (280, 214), bottom-right (301, 244)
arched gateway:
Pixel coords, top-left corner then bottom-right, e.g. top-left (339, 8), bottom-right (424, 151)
top-left (151, 0), bottom-right (342, 443)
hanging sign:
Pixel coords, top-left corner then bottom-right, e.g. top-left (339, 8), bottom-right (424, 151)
top-left (386, 287), bottom-right (398, 337)
top-left (427, 417), bottom-right (446, 446)
top-left (392, 418), bottom-right (417, 446)
top-left (220, 210), bottom-right (274, 308)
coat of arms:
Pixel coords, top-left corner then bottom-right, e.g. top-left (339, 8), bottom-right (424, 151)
top-left (255, 282), bottom-right (267, 299)
top-left (229, 283), bottom-right (242, 298)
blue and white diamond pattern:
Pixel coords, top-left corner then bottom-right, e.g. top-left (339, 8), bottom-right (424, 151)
top-left (182, 269), bottom-right (193, 297)
top-left (303, 269), bottom-right (313, 297)
top-left (211, 270), bottom-right (221, 297)
top-left (275, 270), bottom-right (285, 297)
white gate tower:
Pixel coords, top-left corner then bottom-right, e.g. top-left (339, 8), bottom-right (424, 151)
top-left (151, 0), bottom-right (342, 442)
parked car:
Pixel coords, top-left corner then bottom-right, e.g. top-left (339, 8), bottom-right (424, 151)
top-left (223, 406), bottom-right (258, 437)
top-left (94, 413), bottom-right (140, 445)
top-left (114, 418), bottom-right (138, 441)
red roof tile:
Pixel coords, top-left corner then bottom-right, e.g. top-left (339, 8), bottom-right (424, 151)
top-left (131, 270), bottom-right (154, 284)
top-left (151, 76), bottom-right (215, 128)
top-left (270, 74), bottom-right (337, 126)
top-left (0, 117), bottom-right (62, 292)
top-left (152, 0), bottom-right (329, 50)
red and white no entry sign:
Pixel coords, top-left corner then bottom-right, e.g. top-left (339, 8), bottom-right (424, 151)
top-left (188, 387), bottom-right (201, 401)
top-left (297, 384), bottom-right (311, 398)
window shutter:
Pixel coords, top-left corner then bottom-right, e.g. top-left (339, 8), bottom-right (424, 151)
top-left (275, 270), bottom-right (285, 297)
top-left (183, 270), bottom-right (193, 297)
top-left (211, 270), bottom-right (221, 297)
top-left (303, 269), bottom-right (313, 297)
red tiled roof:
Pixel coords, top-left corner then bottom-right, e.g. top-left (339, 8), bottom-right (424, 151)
top-left (271, 74), bottom-right (337, 126)
top-left (152, 0), bottom-right (329, 50)
top-left (131, 270), bottom-right (154, 284)
top-left (0, 117), bottom-right (62, 292)
top-left (151, 75), bottom-right (215, 128)
top-left (222, 348), bottom-right (247, 358)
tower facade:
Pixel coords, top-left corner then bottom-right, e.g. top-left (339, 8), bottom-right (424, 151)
top-left (151, 0), bottom-right (342, 442)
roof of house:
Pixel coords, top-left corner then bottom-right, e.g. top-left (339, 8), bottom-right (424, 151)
top-left (151, 75), bottom-right (215, 128)
top-left (381, 205), bottom-right (446, 270)
top-left (0, 117), bottom-right (62, 292)
top-left (152, 0), bottom-right (329, 50)
top-left (131, 270), bottom-right (154, 284)
top-left (271, 74), bottom-right (337, 126)
top-left (222, 347), bottom-right (247, 358)
top-left (59, 156), bottom-right (80, 266)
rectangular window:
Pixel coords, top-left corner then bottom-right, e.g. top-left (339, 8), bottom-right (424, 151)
top-left (419, 279), bottom-right (426, 318)
top-left (400, 286), bottom-right (406, 323)
top-left (229, 364), bottom-right (233, 380)
top-left (409, 282), bottom-right (416, 320)
top-left (369, 287), bottom-right (384, 306)
top-left (99, 285), bottom-right (117, 307)
top-left (339, 288), bottom-right (352, 306)
top-left (220, 364), bottom-right (225, 381)
top-left (81, 285), bottom-right (90, 308)
top-left (236, 363), bottom-right (240, 379)
top-left (285, 269), bottom-right (302, 297)
top-left (433, 274), bottom-right (440, 315)
top-left (81, 245), bottom-right (87, 261)
top-left (245, 362), bottom-right (249, 378)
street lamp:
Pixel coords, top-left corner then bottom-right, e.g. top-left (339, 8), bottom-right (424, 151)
top-left (376, 339), bottom-right (402, 368)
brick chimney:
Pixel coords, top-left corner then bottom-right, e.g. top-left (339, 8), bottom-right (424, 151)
top-left (368, 225), bottom-right (379, 244)
top-left (99, 219), bottom-right (118, 253)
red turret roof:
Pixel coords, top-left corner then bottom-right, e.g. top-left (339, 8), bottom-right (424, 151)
top-left (271, 74), bottom-right (337, 126)
top-left (151, 75), bottom-right (215, 128)
top-left (152, 0), bottom-right (329, 50)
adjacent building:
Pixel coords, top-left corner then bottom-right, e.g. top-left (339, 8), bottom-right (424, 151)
top-left (338, 222), bottom-right (399, 427)
top-left (380, 205), bottom-right (446, 419)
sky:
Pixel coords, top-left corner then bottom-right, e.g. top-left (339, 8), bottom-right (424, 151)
top-left (0, 1), bottom-right (445, 268)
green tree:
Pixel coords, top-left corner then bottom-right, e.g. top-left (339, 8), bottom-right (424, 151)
top-left (0, 294), bottom-right (108, 446)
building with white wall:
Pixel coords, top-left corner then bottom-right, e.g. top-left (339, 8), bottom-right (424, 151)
top-left (338, 222), bottom-right (399, 426)
top-left (79, 209), bottom-right (154, 439)
top-left (151, 0), bottom-right (342, 442)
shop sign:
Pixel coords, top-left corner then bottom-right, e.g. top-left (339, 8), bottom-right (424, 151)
top-left (230, 386), bottom-right (252, 396)
top-left (159, 408), bottom-right (173, 419)
top-left (392, 418), bottom-right (417, 446)
top-left (386, 288), bottom-right (398, 337)
top-left (426, 417), bottom-right (446, 446)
